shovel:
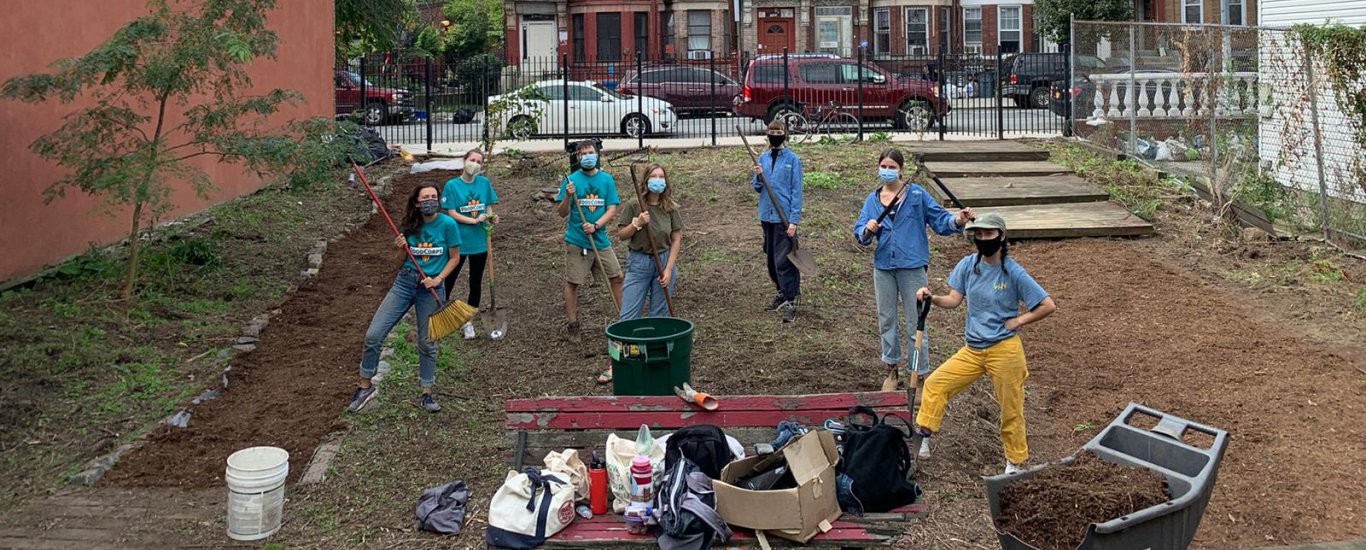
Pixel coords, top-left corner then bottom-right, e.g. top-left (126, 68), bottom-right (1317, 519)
top-left (481, 221), bottom-right (508, 340)
top-left (907, 296), bottom-right (931, 465)
top-left (736, 127), bottom-right (818, 277)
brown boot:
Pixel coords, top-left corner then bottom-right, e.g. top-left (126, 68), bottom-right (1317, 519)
top-left (880, 364), bottom-right (899, 391)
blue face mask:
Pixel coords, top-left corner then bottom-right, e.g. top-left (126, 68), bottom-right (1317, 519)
top-left (878, 167), bottom-right (899, 183)
top-left (579, 153), bottom-right (598, 170)
top-left (647, 177), bottom-right (667, 194)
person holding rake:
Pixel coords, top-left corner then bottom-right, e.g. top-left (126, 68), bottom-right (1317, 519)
top-left (554, 140), bottom-right (624, 383)
top-left (616, 162), bottom-right (683, 321)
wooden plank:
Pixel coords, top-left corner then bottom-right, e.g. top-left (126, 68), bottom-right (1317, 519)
top-left (0, 537), bottom-right (121, 550)
top-left (507, 409), bottom-right (903, 431)
top-left (0, 528), bottom-right (121, 543)
top-left (906, 141), bottom-right (1050, 163)
top-left (924, 161), bottom-right (1074, 178)
top-left (949, 202), bottom-right (1154, 239)
top-left (929, 176), bottom-right (1110, 207)
top-left (545, 520), bottom-right (891, 548)
top-left (506, 392), bottom-right (907, 414)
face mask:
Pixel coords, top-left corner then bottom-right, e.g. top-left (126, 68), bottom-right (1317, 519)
top-left (647, 178), bottom-right (667, 194)
top-left (767, 135), bottom-right (786, 148)
top-left (418, 199), bottom-right (440, 216)
top-left (579, 153), bottom-right (598, 170)
top-left (974, 237), bottom-right (1004, 257)
top-left (463, 160), bottom-right (482, 176)
top-left (878, 167), bottom-right (899, 183)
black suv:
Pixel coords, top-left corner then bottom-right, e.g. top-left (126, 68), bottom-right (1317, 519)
top-left (1002, 53), bottom-right (1104, 109)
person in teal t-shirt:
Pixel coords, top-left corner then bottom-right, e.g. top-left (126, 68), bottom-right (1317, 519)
top-left (554, 140), bottom-right (623, 352)
top-left (441, 149), bottom-right (500, 339)
top-left (347, 182), bottom-right (462, 415)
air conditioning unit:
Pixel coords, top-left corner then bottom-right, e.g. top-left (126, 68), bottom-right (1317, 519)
top-left (909, 46), bottom-right (927, 55)
top-left (965, 44), bottom-right (983, 55)
top-left (687, 50), bottom-right (713, 60)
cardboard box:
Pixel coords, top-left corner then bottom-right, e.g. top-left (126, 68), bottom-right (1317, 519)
top-left (713, 430), bottom-right (842, 543)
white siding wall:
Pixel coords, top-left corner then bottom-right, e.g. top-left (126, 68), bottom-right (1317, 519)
top-left (1260, 0), bottom-right (1366, 27)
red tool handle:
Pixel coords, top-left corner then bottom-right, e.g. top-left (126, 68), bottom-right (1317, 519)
top-left (350, 161), bottom-right (443, 303)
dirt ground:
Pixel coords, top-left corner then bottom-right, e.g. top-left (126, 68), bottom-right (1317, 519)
top-left (14, 141), bottom-right (1366, 548)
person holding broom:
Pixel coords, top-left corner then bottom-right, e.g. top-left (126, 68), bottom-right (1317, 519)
top-left (853, 148), bottom-right (973, 392)
top-left (751, 120), bottom-right (803, 323)
top-left (555, 140), bottom-right (624, 382)
top-left (616, 162), bottom-right (683, 321)
top-left (441, 148), bottom-right (500, 340)
top-left (913, 213), bottom-right (1056, 474)
top-left (348, 182), bottom-right (462, 414)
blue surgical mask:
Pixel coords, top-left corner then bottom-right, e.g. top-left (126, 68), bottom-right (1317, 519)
top-left (647, 178), bottom-right (667, 194)
top-left (579, 153), bottom-right (598, 170)
top-left (878, 167), bottom-right (899, 183)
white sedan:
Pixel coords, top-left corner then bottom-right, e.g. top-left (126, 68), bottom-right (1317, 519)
top-left (479, 80), bottom-right (677, 139)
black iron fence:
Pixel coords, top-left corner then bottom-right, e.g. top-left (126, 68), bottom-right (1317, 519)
top-left (333, 47), bottom-right (1068, 148)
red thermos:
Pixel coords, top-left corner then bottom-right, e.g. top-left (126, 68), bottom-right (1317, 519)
top-left (589, 452), bottom-right (609, 515)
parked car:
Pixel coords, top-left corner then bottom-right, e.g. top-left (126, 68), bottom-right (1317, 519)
top-left (335, 71), bottom-right (415, 126)
top-left (477, 80), bottom-right (677, 139)
top-left (1049, 66), bottom-right (1179, 119)
top-left (1001, 53), bottom-right (1105, 109)
top-left (733, 56), bottom-right (949, 130)
top-left (618, 66), bottom-right (740, 116)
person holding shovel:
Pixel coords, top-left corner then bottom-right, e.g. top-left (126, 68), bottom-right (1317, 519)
top-left (853, 148), bottom-right (973, 392)
top-left (751, 120), bottom-right (804, 323)
top-left (912, 213), bottom-right (1056, 474)
top-left (555, 140), bottom-right (624, 371)
top-left (616, 163), bottom-right (683, 321)
top-left (347, 182), bottom-right (462, 414)
top-left (441, 148), bottom-right (500, 340)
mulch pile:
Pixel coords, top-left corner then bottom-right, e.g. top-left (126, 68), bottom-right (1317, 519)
top-left (995, 451), bottom-right (1170, 550)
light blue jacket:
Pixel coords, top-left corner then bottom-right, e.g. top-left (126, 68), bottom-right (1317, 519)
top-left (751, 147), bottom-right (803, 225)
top-left (853, 183), bottom-right (961, 270)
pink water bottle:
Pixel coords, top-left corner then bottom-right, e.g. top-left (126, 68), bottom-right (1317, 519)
top-left (625, 455), bottom-right (653, 534)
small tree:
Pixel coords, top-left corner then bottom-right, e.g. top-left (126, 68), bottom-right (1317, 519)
top-left (1034, 0), bottom-right (1133, 45)
top-left (335, 0), bottom-right (418, 56)
top-left (3, 0), bottom-right (349, 304)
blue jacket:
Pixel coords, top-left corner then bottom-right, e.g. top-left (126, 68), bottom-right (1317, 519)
top-left (853, 183), bottom-right (961, 270)
top-left (752, 147), bottom-right (803, 225)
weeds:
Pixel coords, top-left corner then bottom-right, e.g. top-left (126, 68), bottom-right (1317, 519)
top-left (805, 171), bottom-right (843, 190)
top-left (1355, 289), bottom-right (1366, 313)
top-left (1044, 142), bottom-right (1173, 220)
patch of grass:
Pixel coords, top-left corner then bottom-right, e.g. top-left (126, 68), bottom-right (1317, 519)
top-left (1308, 258), bottom-right (1344, 283)
top-left (1355, 288), bottom-right (1366, 313)
top-left (1073, 422), bottom-right (1096, 432)
top-left (866, 131), bottom-right (892, 143)
top-left (805, 171), bottom-right (843, 190)
top-left (101, 362), bottom-right (171, 414)
top-left (1043, 143), bottom-right (1172, 220)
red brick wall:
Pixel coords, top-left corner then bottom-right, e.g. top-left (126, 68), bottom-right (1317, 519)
top-left (982, 5), bottom-right (998, 54)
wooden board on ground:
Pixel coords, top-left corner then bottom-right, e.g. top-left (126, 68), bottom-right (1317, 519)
top-left (904, 141), bottom-right (1049, 163)
top-left (929, 176), bottom-right (1110, 207)
top-left (950, 203), bottom-right (1154, 239)
top-left (927, 161), bottom-right (1074, 178)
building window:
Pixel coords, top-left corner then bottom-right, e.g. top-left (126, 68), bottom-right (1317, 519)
top-left (963, 8), bottom-right (982, 52)
top-left (904, 8), bottom-right (929, 55)
top-left (659, 12), bottom-right (674, 58)
top-left (1228, 0), bottom-right (1243, 25)
top-left (634, 12), bottom-right (648, 59)
top-left (572, 14), bottom-right (585, 63)
top-left (814, 6), bottom-right (852, 56)
top-left (873, 8), bottom-right (890, 56)
top-left (1183, 0), bottom-right (1202, 24)
top-left (999, 6), bottom-right (1021, 54)
top-left (597, 12), bottom-right (622, 61)
top-left (688, 10), bottom-right (711, 52)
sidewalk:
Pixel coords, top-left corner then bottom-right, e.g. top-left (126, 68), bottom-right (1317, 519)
top-left (402, 132), bottom-right (1059, 157)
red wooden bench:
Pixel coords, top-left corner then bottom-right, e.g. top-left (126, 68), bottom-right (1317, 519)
top-left (504, 391), bottom-right (927, 548)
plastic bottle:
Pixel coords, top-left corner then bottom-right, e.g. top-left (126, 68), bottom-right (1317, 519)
top-left (625, 454), bottom-right (654, 535)
top-left (588, 452), bottom-right (609, 515)
top-left (634, 424), bottom-right (654, 454)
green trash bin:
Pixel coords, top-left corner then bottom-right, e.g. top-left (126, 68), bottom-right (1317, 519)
top-left (605, 317), bottom-right (694, 396)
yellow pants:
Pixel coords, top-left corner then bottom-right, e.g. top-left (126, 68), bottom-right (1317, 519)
top-left (915, 335), bottom-right (1030, 464)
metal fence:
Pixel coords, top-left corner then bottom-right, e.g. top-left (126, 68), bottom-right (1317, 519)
top-left (1068, 21), bottom-right (1364, 248)
top-left (334, 47), bottom-right (1070, 149)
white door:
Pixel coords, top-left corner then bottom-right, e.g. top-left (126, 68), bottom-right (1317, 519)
top-left (523, 21), bottom-right (558, 69)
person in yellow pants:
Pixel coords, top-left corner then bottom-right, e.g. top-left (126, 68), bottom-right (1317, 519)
top-left (913, 213), bottom-right (1056, 474)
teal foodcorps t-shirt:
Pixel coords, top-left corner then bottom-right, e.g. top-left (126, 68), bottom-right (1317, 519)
top-left (404, 213), bottom-right (462, 276)
top-left (554, 169), bottom-right (620, 249)
top-left (947, 254), bottom-right (1049, 349)
top-left (441, 175), bottom-right (499, 255)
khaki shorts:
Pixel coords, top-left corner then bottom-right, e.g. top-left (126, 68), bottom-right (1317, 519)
top-left (565, 243), bottom-right (623, 285)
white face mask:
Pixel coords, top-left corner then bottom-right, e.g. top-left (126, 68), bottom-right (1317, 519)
top-left (463, 160), bottom-right (482, 176)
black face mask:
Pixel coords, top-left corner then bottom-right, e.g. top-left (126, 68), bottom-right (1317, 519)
top-left (767, 135), bottom-right (786, 148)
top-left (974, 237), bottom-right (1004, 257)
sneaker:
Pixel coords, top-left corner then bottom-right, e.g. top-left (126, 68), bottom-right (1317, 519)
top-left (763, 294), bottom-right (785, 312)
top-left (420, 393), bottom-right (441, 412)
top-left (1005, 462), bottom-right (1024, 475)
top-left (566, 321), bottom-right (581, 343)
top-left (914, 427), bottom-right (932, 458)
top-left (347, 385), bottom-right (378, 412)
top-left (461, 322), bottom-right (476, 340)
top-left (779, 301), bottom-right (797, 323)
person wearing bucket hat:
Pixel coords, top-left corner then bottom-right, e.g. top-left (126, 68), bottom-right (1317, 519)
top-left (854, 148), bottom-right (973, 392)
top-left (750, 119), bottom-right (804, 323)
top-left (913, 212), bottom-right (1056, 474)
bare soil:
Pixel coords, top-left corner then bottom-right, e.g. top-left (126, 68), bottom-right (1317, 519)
top-left (996, 452), bottom-right (1171, 550)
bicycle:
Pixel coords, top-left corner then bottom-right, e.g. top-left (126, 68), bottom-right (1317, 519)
top-left (788, 101), bottom-right (860, 144)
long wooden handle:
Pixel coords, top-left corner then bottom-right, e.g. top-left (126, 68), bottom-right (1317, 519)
top-left (736, 127), bottom-right (793, 228)
top-left (567, 177), bottom-right (621, 311)
top-left (629, 165), bottom-right (674, 316)
top-left (351, 161), bottom-right (443, 303)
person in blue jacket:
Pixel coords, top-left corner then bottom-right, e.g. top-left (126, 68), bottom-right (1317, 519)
top-left (854, 148), bottom-right (973, 392)
top-left (750, 120), bottom-right (804, 323)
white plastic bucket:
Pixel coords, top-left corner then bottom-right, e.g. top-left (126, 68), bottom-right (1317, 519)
top-left (225, 446), bottom-right (289, 541)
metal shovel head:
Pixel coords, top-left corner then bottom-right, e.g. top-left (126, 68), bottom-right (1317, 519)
top-left (787, 236), bottom-right (818, 276)
top-left (482, 306), bottom-right (507, 340)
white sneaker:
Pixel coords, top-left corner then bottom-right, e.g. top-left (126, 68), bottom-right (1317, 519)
top-left (461, 322), bottom-right (476, 340)
top-left (918, 438), bottom-right (931, 459)
top-left (1005, 462), bottom-right (1024, 475)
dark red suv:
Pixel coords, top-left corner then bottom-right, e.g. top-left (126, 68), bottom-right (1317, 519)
top-left (734, 57), bottom-right (949, 130)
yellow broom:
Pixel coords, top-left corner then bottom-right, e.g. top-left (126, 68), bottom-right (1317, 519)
top-left (351, 162), bottom-right (476, 340)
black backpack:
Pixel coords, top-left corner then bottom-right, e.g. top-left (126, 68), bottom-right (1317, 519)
top-left (665, 425), bottom-right (732, 480)
top-left (653, 457), bottom-right (732, 549)
top-left (451, 107), bottom-right (476, 124)
top-left (838, 406), bottom-right (921, 513)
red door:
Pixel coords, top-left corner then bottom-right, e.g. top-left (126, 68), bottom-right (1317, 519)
top-left (757, 18), bottom-right (794, 54)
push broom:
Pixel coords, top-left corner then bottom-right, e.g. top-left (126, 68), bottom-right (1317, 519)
top-left (350, 161), bottom-right (476, 341)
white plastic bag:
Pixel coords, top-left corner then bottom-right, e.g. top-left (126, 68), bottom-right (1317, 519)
top-left (605, 434), bottom-right (665, 513)
top-left (409, 159), bottom-right (464, 173)
top-left (1155, 140), bottom-right (1174, 161)
top-left (542, 449), bottom-right (590, 501)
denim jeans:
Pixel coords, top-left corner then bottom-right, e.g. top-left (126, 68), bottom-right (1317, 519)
top-left (618, 248), bottom-right (676, 320)
top-left (359, 266), bottom-right (445, 387)
top-left (873, 266), bottom-right (931, 375)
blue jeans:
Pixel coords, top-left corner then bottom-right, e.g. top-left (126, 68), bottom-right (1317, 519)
top-left (618, 248), bottom-right (676, 320)
top-left (359, 266), bottom-right (445, 387)
top-left (873, 267), bottom-right (931, 375)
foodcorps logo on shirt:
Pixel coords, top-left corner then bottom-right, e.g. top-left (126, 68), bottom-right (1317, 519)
top-left (458, 193), bottom-right (485, 214)
top-left (410, 241), bottom-right (442, 260)
top-left (581, 192), bottom-right (605, 213)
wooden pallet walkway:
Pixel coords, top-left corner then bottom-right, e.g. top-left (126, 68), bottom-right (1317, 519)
top-left (929, 175), bottom-right (1110, 207)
